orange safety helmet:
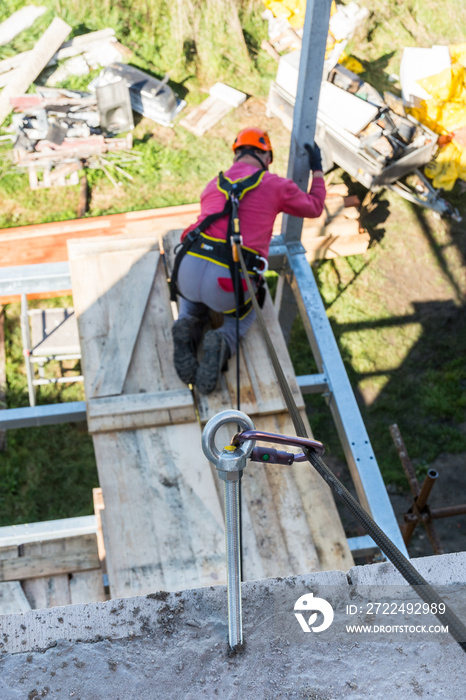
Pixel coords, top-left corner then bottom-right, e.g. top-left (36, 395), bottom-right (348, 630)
top-left (232, 128), bottom-right (273, 162)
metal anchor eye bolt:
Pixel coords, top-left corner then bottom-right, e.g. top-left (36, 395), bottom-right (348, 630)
top-left (201, 410), bottom-right (256, 651)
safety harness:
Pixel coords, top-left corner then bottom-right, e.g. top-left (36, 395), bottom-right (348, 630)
top-left (170, 169), bottom-right (268, 318)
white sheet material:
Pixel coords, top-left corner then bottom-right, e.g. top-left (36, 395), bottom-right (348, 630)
top-left (317, 81), bottom-right (379, 135)
top-left (400, 45), bottom-right (451, 107)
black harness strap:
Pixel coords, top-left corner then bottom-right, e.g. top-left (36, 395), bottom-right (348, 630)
top-left (170, 169), bottom-right (266, 314)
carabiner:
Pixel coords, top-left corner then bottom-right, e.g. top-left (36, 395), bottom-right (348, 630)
top-left (232, 429), bottom-right (325, 458)
top-left (253, 256), bottom-right (268, 275)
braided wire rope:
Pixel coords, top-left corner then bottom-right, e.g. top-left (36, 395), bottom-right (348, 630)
top-left (236, 246), bottom-right (466, 652)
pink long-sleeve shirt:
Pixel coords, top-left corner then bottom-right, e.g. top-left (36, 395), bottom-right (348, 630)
top-left (181, 162), bottom-right (326, 258)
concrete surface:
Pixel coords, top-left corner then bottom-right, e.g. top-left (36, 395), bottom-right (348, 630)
top-left (0, 553), bottom-right (465, 699)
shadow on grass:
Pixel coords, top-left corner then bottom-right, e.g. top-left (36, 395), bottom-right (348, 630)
top-left (294, 299), bottom-right (466, 487)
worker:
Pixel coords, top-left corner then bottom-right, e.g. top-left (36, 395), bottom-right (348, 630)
top-left (170, 127), bottom-right (325, 395)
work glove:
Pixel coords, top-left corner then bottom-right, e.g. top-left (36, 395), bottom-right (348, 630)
top-left (304, 143), bottom-right (322, 172)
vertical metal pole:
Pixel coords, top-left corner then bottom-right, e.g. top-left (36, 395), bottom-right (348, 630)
top-left (224, 479), bottom-right (242, 648)
top-left (281, 0), bottom-right (333, 244)
top-left (278, 0), bottom-right (332, 337)
top-left (20, 294), bottom-right (36, 407)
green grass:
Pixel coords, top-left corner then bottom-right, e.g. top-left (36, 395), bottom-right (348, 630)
top-left (1, 300), bottom-right (98, 526)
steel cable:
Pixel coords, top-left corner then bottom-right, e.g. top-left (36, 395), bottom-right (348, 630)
top-left (237, 247), bottom-right (466, 653)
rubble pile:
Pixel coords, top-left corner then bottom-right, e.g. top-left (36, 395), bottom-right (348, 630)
top-left (0, 11), bottom-right (186, 193)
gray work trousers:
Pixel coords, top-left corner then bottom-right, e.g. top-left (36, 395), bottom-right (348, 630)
top-left (177, 254), bottom-right (257, 355)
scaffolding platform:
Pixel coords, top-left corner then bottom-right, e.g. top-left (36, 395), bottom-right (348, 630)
top-left (65, 231), bottom-right (352, 599)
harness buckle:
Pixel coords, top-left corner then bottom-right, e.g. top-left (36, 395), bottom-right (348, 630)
top-left (188, 228), bottom-right (200, 242)
top-left (230, 233), bottom-right (243, 246)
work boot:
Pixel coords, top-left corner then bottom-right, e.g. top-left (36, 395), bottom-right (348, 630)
top-left (195, 330), bottom-right (230, 395)
top-left (172, 318), bottom-right (198, 385)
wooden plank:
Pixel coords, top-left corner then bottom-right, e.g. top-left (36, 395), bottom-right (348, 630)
top-left (179, 96), bottom-right (233, 136)
top-left (0, 516), bottom-right (96, 547)
top-left (1, 551), bottom-right (100, 582)
top-left (122, 246), bottom-right (186, 397)
top-left (254, 412), bottom-right (354, 573)
top-left (87, 389), bottom-right (194, 433)
top-left (0, 28), bottom-right (116, 74)
top-left (0, 204), bottom-right (200, 269)
top-left (92, 488), bottom-right (107, 577)
top-left (0, 6), bottom-right (47, 47)
top-left (302, 231), bottom-right (371, 261)
top-left (0, 18), bottom-right (72, 125)
top-left (0, 581), bottom-right (31, 614)
top-left (204, 413), bottom-right (353, 578)
top-left (0, 546), bottom-right (31, 615)
top-left (92, 425), bottom-right (226, 598)
top-left (68, 237), bottom-right (160, 398)
top-left (89, 250), bottom-right (160, 398)
top-left (197, 290), bottom-right (305, 421)
top-left (69, 569), bottom-right (107, 604)
top-left (1, 535), bottom-right (100, 582)
top-left (300, 217), bottom-right (360, 240)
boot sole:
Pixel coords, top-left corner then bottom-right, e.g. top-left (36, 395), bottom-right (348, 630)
top-left (195, 331), bottom-right (227, 395)
top-left (172, 320), bottom-right (198, 385)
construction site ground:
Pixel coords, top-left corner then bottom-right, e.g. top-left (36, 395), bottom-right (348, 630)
top-left (2, 96), bottom-right (466, 564)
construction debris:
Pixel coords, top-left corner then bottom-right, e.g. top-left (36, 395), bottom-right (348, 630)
top-left (0, 5), bottom-right (47, 46)
top-left (0, 28), bottom-right (127, 89)
top-left (89, 63), bottom-right (186, 127)
top-left (179, 82), bottom-right (247, 136)
top-left (0, 17), bottom-right (72, 126)
top-left (267, 50), bottom-right (460, 219)
top-left (5, 82), bottom-right (137, 189)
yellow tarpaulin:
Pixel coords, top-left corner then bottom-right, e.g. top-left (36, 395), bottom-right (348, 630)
top-left (409, 43), bottom-right (466, 190)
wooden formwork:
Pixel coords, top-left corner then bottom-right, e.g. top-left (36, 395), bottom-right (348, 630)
top-left (0, 530), bottom-right (107, 614)
top-left (65, 230), bottom-right (352, 600)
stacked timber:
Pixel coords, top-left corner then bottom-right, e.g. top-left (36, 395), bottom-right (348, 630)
top-left (274, 182), bottom-right (370, 260)
top-left (66, 230), bottom-right (352, 600)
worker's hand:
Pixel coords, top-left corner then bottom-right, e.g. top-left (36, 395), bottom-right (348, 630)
top-left (304, 143), bottom-right (322, 172)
